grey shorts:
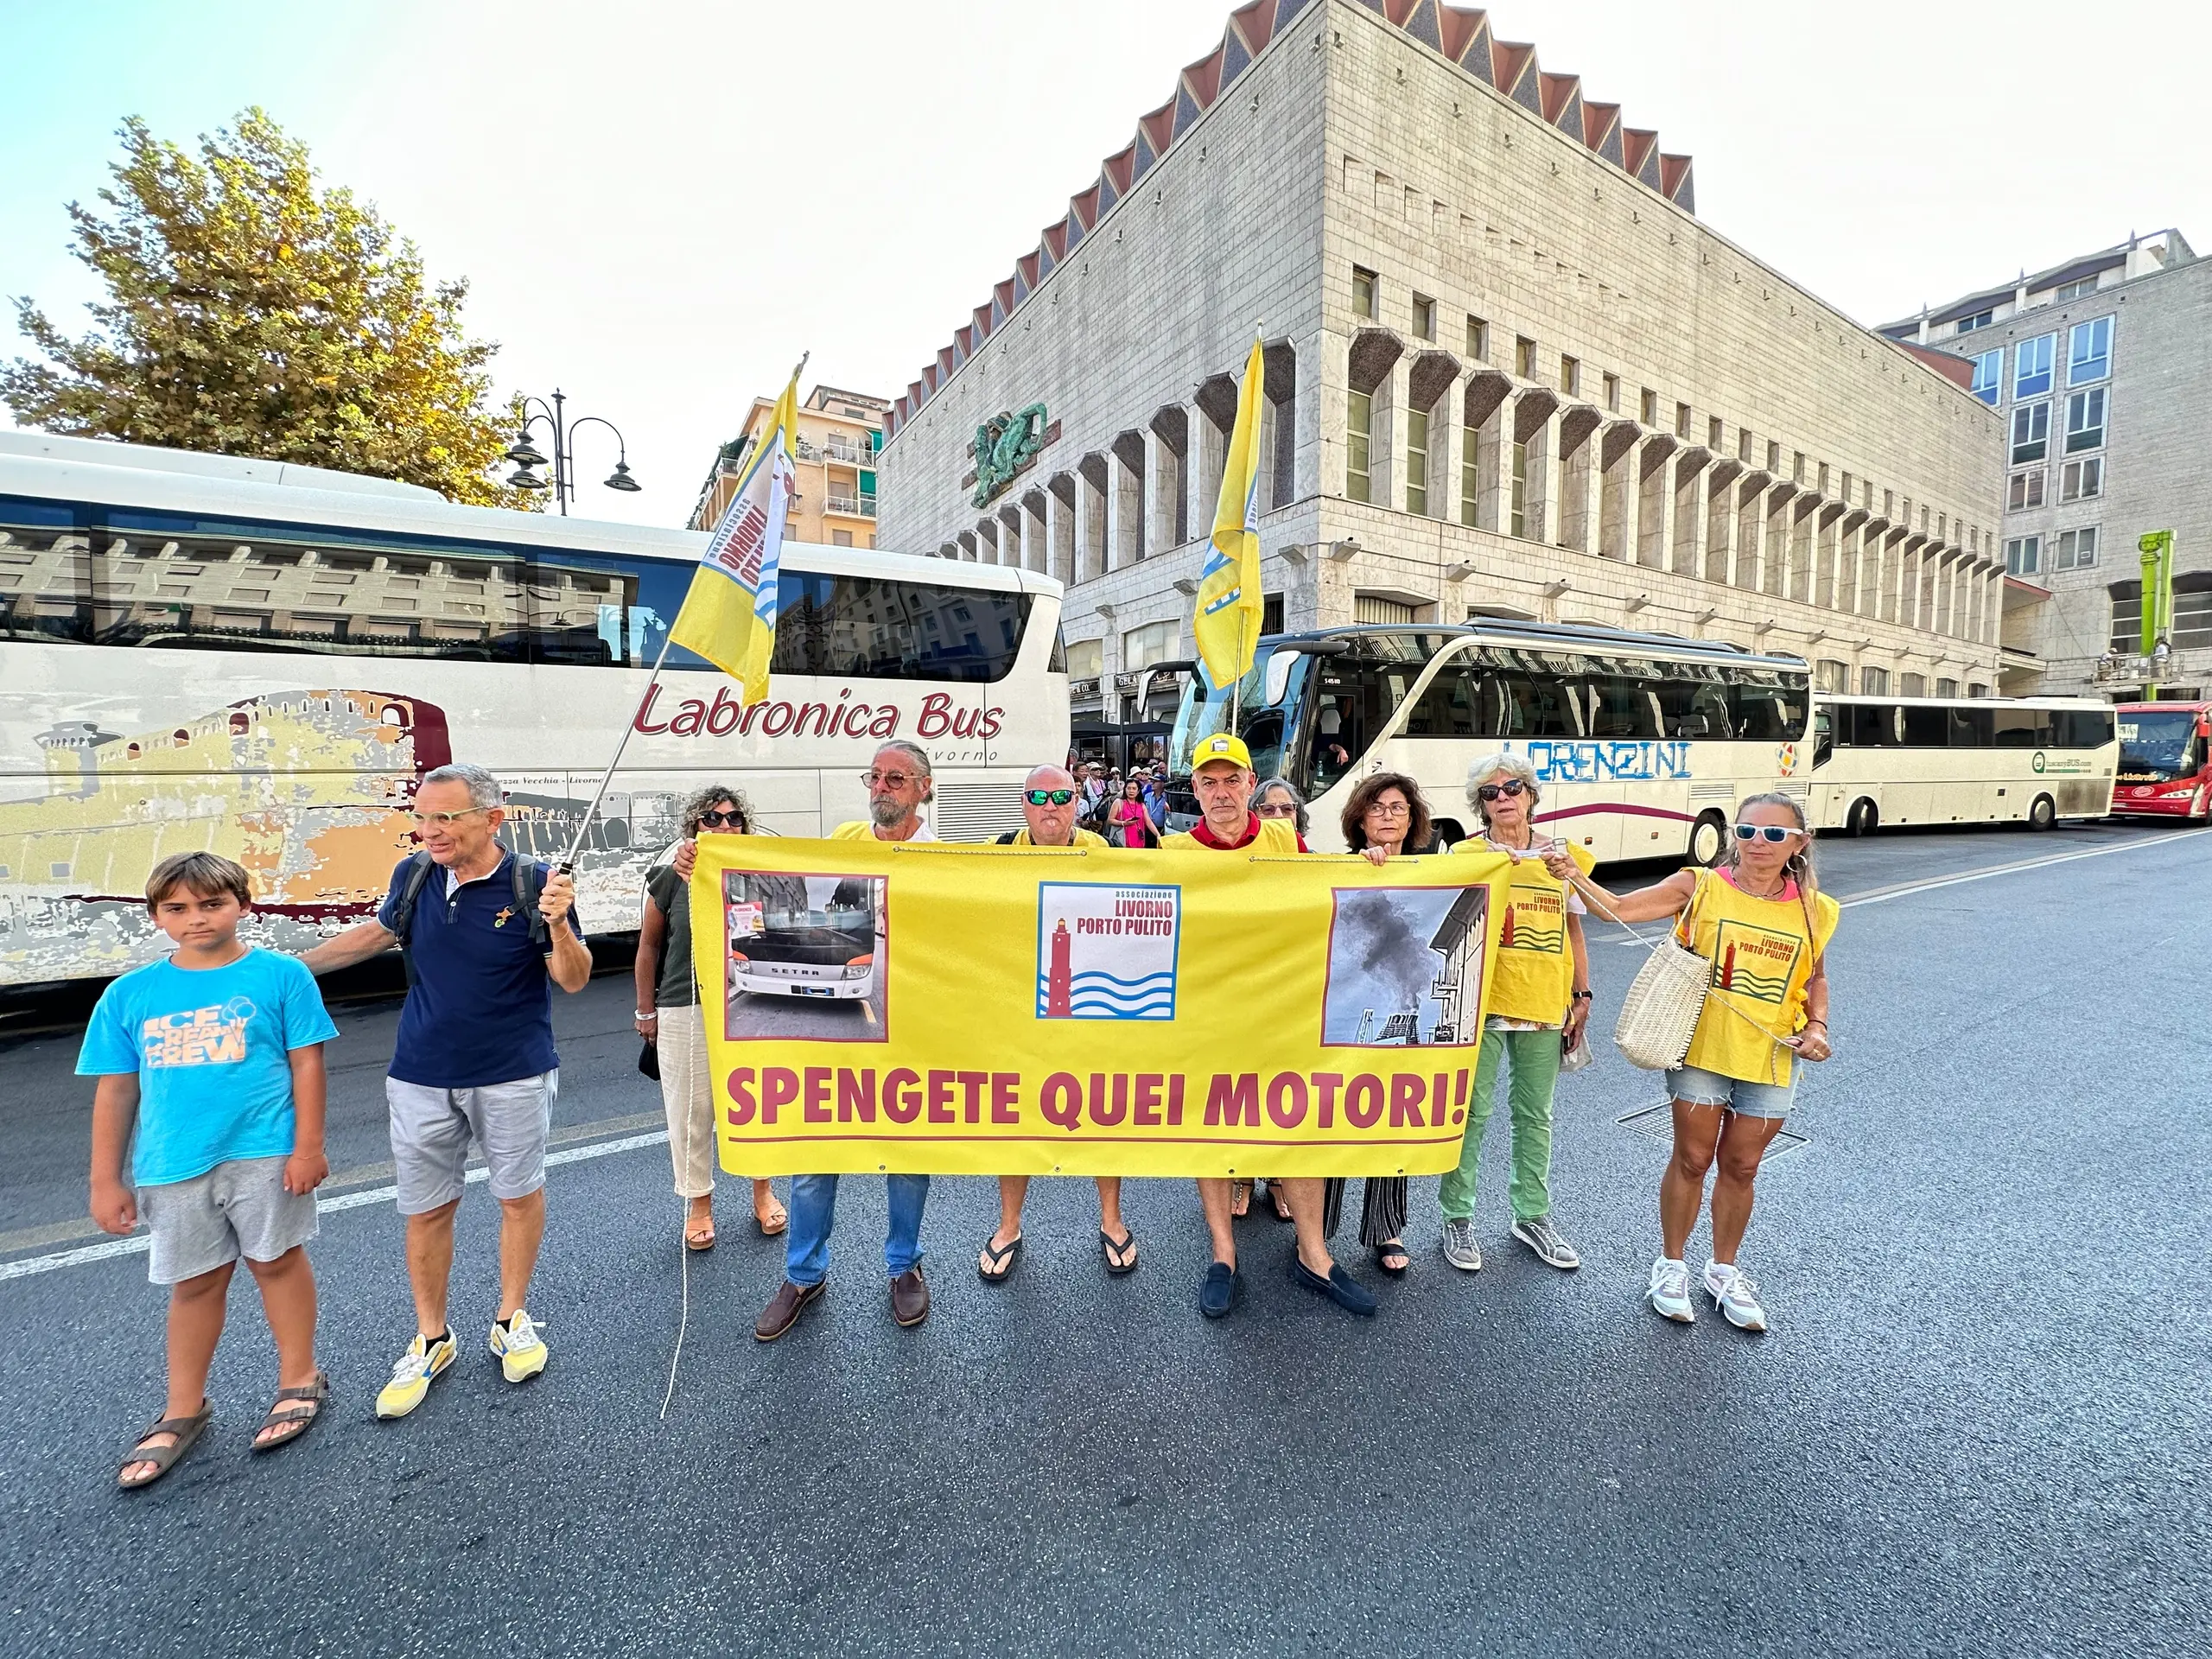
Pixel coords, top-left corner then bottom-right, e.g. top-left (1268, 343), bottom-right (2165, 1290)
top-left (387, 1070), bottom-right (556, 1215)
top-left (140, 1156), bottom-right (319, 1286)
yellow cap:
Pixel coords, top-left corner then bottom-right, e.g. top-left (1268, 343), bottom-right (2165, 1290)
top-left (1190, 732), bottom-right (1253, 772)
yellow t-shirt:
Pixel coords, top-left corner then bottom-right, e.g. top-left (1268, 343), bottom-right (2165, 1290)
top-left (1452, 838), bottom-right (1596, 1024)
top-left (1159, 817), bottom-right (1302, 855)
top-left (1678, 871), bottom-right (1840, 1085)
top-left (1005, 826), bottom-right (1108, 848)
top-left (830, 819), bottom-right (938, 842)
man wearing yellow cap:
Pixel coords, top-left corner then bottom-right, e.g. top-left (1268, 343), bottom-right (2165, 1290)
top-left (1163, 734), bottom-right (1376, 1320)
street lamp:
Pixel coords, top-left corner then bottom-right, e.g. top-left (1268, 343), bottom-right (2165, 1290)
top-left (505, 388), bottom-right (640, 515)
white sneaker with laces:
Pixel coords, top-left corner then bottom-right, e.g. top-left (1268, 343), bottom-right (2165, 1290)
top-left (1703, 1262), bottom-right (1769, 1332)
top-left (1647, 1256), bottom-right (1694, 1324)
top-left (490, 1309), bottom-right (550, 1382)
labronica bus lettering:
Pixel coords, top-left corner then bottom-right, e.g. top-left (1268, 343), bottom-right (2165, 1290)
top-left (1523, 741), bottom-right (1691, 784)
top-left (634, 683), bottom-right (1004, 743)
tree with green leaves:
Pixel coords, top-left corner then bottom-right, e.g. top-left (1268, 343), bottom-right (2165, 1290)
top-left (3, 107), bottom-right (532, 507)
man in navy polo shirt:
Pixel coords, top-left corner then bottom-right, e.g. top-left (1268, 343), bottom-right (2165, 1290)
top-left (304, 763), bottom-right (591, 1419)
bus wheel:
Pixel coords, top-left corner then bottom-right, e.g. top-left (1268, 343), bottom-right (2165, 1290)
top-left (1433, 817), bottom-right (1467, 851)
top-left (1689, 811), bottom-right (1728, 867)
top-left (2027, 793), bottom-right (2056, 831)
top-left (1847, 798), bottom-right (1879, 837)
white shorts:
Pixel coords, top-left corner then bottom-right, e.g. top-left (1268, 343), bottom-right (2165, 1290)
top-left (386, 1070), bottom-right (556, 1214)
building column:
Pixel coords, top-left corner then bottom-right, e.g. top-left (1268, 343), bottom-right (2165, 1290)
top-left (1187, 399), bottom-right (1224, 544)
top-left (1018, 499), bottom-right (1044, 573)
top-left (1108, 448), bottom-right (1141, 572)
top-left (1045, 480), bottom-right (1074, 584)
top-left (1430, 375), bottom-right (1465, 527)
top-left (1297, 331), bottom-right (1331, 508)
top-left (1369, 352), bottom-right (1412, 514)
top-left (1669, 454), bottom-right (1706, 577)
top-left (1144, 424), bottom-right (1179, 556)
top-left (1701, 471), bottom-right (1734, 585)
top-left (1522, 402), bottom-right (1563, 547)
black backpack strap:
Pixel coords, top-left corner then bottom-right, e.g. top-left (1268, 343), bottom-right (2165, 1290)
top-left (994, 830), bottom-right (1018, 845)
top-left (388, 851), bottom-right (436, 987)
top-left (512, 854), bottom-right (550, 950)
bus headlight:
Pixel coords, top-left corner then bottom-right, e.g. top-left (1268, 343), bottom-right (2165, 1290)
top-left (843, 957), bottom-right (874, 979)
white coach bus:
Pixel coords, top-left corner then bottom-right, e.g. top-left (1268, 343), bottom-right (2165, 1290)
top-left (1165, 621), bottom-right (1812, 861)
top-left (1808, 694), bottom-right (2117, 835)
top-left (0, 431), bottom-right (1068, 987)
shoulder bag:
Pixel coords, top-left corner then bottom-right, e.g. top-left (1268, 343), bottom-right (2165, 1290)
top-left (1608, 871), bottom-right (1713, 1071)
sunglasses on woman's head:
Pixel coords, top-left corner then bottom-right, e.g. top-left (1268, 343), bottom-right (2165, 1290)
top-left (1026, 788), bottom-right (1076, 806)
top-left (1476, 779), bottom-right (1527, 802)
top-left (1733, 823), bottom-right (1796, 842)
top-left (698, 809), bottom-right (747, 830)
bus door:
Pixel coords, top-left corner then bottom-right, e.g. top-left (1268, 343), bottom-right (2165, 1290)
top-left (1376, 646), bottom-right (1486, 845)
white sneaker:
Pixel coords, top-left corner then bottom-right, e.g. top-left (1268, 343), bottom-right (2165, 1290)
top-left (1440, 1217), bottom-right (1482, 1271)
top-left (1647, 1256), bottom-right (1694, 1324)
top-left (1703, 1262), bottom-right (1770, 1332)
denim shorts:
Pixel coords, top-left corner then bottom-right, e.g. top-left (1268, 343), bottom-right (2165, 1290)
top-left (1664, 1063), bottom-right (1797, 1120)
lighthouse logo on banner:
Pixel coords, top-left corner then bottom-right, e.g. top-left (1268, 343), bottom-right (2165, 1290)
top-left (1035, 882), bottom-right (1181, 1021)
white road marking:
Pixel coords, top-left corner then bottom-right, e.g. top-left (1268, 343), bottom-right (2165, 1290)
top-left (0, 1129), bottom-right (669, 1285)
top-left (1835, 829), bottom-right (2203, 908)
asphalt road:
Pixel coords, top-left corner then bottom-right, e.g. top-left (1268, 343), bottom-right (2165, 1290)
top-left (2, 819), bottom-right (2207, 1657)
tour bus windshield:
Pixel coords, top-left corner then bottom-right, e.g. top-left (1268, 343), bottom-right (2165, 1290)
top-left (1168, 644), bottom-right (1304, 786)
top-left (2119, 708), bottom-right (2202, 781)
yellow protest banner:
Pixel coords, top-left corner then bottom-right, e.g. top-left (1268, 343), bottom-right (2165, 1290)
top-left (691, 837), bottom-right (1514, 1177)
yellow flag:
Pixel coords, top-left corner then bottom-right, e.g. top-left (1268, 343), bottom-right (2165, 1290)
top-left (670, 369), bottom-right (800, 703)
top-left (1194, 335), bottom-right (1267, 690)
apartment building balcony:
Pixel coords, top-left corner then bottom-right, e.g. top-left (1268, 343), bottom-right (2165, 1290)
top-left (823, 442), bottom-right (878, 469)
top-left (824, 493), bottom-right (878, 518)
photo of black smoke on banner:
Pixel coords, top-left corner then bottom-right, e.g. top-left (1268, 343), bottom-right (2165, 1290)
top-left (721, 868), bottom-right (888, 1042)
top-left (1321, 885), bottom-right (1490, 1048)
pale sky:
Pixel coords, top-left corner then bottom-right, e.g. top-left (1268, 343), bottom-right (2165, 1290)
top-left (3, 0), bottom-right (2206, 532)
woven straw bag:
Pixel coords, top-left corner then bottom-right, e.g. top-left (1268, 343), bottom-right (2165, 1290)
top-left (1610, 874), bottom-right (1713, 1071)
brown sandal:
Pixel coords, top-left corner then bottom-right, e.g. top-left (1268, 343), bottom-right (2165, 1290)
top-left (251, 1372), bottom-right (329, 1453)
top-left (685, 1219), bottom-right (717, 1252)
top-left (755, 1204), bottom-right (787, 1238)
top-left (118, 1399), bottom-right (212, 1489)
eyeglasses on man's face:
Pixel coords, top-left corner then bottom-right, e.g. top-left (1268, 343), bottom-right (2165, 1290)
top-left (1026, 789), bottom-right (1076, 806)
top-left (861, 770), bottom-right (919, 790)
top-left (1733, 823), bottom-right (1799, 843)
top-left (409, 807), bottom-right (489, 828)
top-left (1476, 779), bottom-right (1528, 802)
top-left (698, 809), bottom-right (747, 830)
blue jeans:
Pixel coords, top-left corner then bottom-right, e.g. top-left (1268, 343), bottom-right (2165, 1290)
top-left (785, 1173), bottom-right (929, 1286)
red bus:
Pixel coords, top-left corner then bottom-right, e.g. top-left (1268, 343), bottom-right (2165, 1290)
top-left (2113, 702), bottom-right (2212, 823)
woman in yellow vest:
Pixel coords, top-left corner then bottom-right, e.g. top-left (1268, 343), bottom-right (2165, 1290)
top-left (1439, 753), bottom-right (1594, 1278)
top-left (1561, 791), bottom-right (1837, 1333)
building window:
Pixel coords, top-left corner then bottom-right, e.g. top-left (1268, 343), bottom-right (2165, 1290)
top-left (1900, 672), bottom-right (1928, 697)
top-left (1405, 408), bottom-right (1430, 517)
top-left (2176, 589), bottom-right (2212, 649)
top-left (1638, 388), bottom-right (1657, 426)
top-left (1792, 451), bottom-right (1806, 486)
top-left (1709, 416), bottom-right (1725, 450)
top-left (1352, 266), bottom-right (1376, 321)
top-left (2007, 470), bottom-right (2045, 512)
top-left (1738, 429), bottom-right (1756, 465)
top-left (2060, 457), bottom-right (2103, 502)
top-left (2067, 316), bottom-right (2112, 385)
top-left (1935, 677), bottom-right (1959, 697)
top-left (2051, 526), bottom-right (2098, 571)
top-left (2010, 402), bottom-right (2049, 464)
top-left (2064, 387), bottom-right (2106, 453)
top-left (1860, 665), bottom-right (1890, 696)
top-left (2005, 536), bottom-right (2040, 576)
top-left (1676, 402), bottom-right (1693, 439)
top-left (2111, 593), bottom-right (2142, 654)
top-left (1602, 372), bottom-right (1620, 414)
top-left (1968, 348), bottom-right (2003, 405)
top-left (2054, 275), bottom-right (2100, 302)
top-left (1346, 391), bottom-right (1372, 503)
top-left (1814, 658), bottom-right (1850, 693)
top-left (1461, 420), bottom-right (1480, 527)
top-left (1122, 619), bottom-right (1181, 671)
top-left (1412, 293), bottom-right (1436, 340)
top-left (1955, 309), bottom-right (1994, 334)
top-left (1262, 592), bottom-right (1285, 636)
top-left (1065, 638), bottom-right (1103, 681)
top-left (1354, 594), bottom-right (1420, 625)
top-left (1515, 336), bottom-right (1536, 379)
top-left (1560, 355), bottom-right (1580, 396)
top-left (831, 530), bottom-right (853, 547)
top-left (1766, 440), bottom-right (1782, 474)
top-left (1465, 315), bottom-right (1488, 359)
top-left (1509, 440), bottom-right (1529, 538)
top-left (2014, 334), bottom-right (2056, 399)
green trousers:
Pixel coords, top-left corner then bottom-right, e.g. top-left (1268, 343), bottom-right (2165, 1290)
top-left (1438, 1027), bottom-right (1561, 1224)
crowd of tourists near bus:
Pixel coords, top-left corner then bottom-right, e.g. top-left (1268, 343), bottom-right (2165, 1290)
top-left (79, 742), bottom-right (1836, 1486)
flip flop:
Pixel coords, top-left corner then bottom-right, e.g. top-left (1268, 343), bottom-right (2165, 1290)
top-left (978, 1233), bottom-right (1023, 1283)
top-left (1265, 1181), bottom-right (1294, 1223)
top-left (251, 1372), bottom-right (329, 1454)
top-left (1101, 1227), bottom-right (1139, 1275)
top-left (118, 1399), bottom-right (212, 1489)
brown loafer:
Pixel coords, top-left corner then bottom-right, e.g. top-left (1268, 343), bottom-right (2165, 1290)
top-left (890, 1266), bottom-right (930, 1327)
top-left (754, 1278), bottom-right (825, 1343)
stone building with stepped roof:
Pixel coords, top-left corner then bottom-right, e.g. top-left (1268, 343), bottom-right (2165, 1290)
top-left (875, 0), bottom-right (2005, 730)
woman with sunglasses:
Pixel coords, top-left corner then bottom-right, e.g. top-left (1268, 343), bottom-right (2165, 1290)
top-left (1327, 772), bottom-right (1440, 1275)
top-left (1436, 753), bottom-right (1593, 1277)
top-left (637, 786), bottom-right (786, 1251)
top-left (1555, 793), bottom-right (1836, 1332)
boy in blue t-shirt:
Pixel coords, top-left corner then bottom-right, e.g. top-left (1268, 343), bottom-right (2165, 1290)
top-left (79, 853), bottom-right (339, 1489)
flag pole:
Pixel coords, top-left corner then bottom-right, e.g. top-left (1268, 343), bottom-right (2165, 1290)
top-left (558, 352), bottom-right (809, 874)
top-left (1229, 321), bottom-right (1262, 744)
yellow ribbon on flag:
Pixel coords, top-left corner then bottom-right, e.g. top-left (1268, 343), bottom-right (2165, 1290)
top-left (1193, 334), bottom-right (1268, 690)
top-left (691, 836), bottom-right (1514, 1177)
